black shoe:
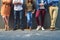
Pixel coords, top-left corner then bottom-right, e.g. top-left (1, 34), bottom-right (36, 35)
top-left (21, 29), bottom-right (24, 31)
top-left (50, 27), bottom-right (55, 31)
top-left (13, 28), bottom-right (17, 31)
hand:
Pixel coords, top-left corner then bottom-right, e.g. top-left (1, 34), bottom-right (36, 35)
top-left (32, 10), bottom-right (35, 14)
top-left (14, 2), bottom-right (22, 5)
top-left (40, 3), bottom-right (44, 6)
top-left (17, 2), bottom-right (22, 5)
top-left (32, 11), bottom-right (34, 14)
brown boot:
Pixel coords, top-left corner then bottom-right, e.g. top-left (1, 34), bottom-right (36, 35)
top-left (50, 27), bottom-right (55, 31)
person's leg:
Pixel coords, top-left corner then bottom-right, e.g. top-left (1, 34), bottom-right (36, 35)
top-left (41, 9), bottom-right (46, 30)
top-left (13, 11), bottom-right (17, 30)
top-left (6, 16), bottom-right (9, 30)
top-left (35, 10), bottom-right (40, 25)
top-left (49, 6), bottom-right (53, 28)
top-left (51, 7), bottom-right (58, 30)
top-left (19, 10), bottom-right (24, 30)
top-left (29, 12), bottom-right (32, 30)
top-left (2, 16), bottom-right (7, 31)
top-left (26, 11), bottom-right (32, 30)
top-left (35, 10), bottom-right (41, 30)
top-left (26, 12), bottom-right (30, 27)
top-left (2, 16), bottom-right (9, 31)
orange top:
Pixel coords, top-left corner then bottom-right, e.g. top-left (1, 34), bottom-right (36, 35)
top-left (1, 0), bottom-right (12, 17)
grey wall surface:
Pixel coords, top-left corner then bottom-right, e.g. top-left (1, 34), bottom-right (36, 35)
top-left (0, 0), bottom-right (60, 29)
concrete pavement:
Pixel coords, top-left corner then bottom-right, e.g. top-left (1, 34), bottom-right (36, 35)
top-left (0, 29), bottom-right (60, 40)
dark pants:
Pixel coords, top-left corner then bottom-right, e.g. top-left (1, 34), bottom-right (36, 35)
top-left (35, 9), bottom-right (46, 27)
top-left (14, 10), bottom-right (24, 29)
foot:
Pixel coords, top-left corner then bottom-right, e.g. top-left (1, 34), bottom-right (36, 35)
top-left (13, 28), bottom-right (17, 31)
top-left (5, 29), bottom-right (7, 31)
top-left (21, 28), bottom-right (24, 31)
top-left (41, 27), bottom-right (45, 30)
top-left (29, 27), bottom-right (32, 31)
top-left (36, 26), bottom-right (41, 30)
top-left (50, 27), bottom-right (55, 31)
top-left (5, 25), bottom-right (7, 31)
top-left (7, 25), bottom-right (10, 31)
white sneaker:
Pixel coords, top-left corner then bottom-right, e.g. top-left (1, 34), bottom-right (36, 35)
top-left (41, 27), bottom-right (45, 30)
top-left (36, 26), bottom-right (41, 30)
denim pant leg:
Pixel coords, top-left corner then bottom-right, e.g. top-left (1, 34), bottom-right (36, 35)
top-left (19, 10), bottom-right (24, 28)
top-left (14, 11), bottom-right (17, 28)
top-left (26, 11), bottom-right (32, 27)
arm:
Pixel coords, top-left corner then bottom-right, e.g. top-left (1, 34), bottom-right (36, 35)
top-left (47, 0), bottom-right (53, 6)
top-left (19, 0), bottom-right (23, 5)
top-left (37, 0), bottom-right (40, 6)
top-left (25, 4), bottom-right (27, 16)
top-left (12, 0), bottom-right (17, 5)
top-left (15, 0), bottom-right (23, 5)
top-left (32, 2), bottom-right (36, 14)
top-left (12, 0), bottom-right (23, 5)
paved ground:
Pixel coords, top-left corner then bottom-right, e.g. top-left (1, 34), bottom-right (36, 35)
top-left (0, 29), bottom-right (60, 40)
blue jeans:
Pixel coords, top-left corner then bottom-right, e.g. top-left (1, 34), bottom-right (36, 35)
top-left (26, 11), bottom-right (32, 27)
top-left (14, 10), bottom-right (23, 29)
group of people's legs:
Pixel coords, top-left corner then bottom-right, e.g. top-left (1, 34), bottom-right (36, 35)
top-left (0, 0), bottom-right (59, 31)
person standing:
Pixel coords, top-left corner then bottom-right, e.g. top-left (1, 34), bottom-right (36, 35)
top-left (48, 0), bottom-right (59, 30)
top-left (1, 0), bottom-right (12, 31)
top-left (12, 0), bottom-right (24, 30)
top-left (25, 0), bottom-right (35, 30)
top-left (35, 0), bottom-right (47, 30)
